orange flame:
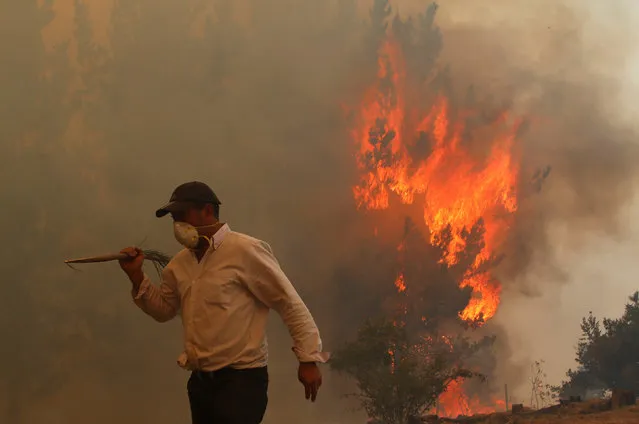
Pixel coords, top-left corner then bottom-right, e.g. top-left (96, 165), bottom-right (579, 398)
top-left (351, 36), bottom-right (520, 419)
top-left (352, 38), bottom-right (520, 323)
top-left (435, 379), bottom-right (506, 418)
top-left (394, 273), bottom-right (407, 293)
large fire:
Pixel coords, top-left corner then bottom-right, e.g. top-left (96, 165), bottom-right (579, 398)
top-left (351, 37), bottom-right (521, 418)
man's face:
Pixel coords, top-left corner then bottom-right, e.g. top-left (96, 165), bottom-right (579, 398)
top-left (170, 204), bottom-right (209, 227)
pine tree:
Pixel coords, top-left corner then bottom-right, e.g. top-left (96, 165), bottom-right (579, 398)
top-left (557, 292), bottom-right (639, 398)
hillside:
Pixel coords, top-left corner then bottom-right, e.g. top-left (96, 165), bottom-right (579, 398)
top-left (426, 399), bottom-right (639, 424)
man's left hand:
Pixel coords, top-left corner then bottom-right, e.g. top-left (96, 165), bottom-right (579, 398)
top-left (298, 362), bottom-right (322, 402)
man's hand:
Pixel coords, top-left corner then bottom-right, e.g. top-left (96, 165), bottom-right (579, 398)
top-left (298, 362), bottom-right (322, 402)
top-left (119, 247), bottom-right (144, 285)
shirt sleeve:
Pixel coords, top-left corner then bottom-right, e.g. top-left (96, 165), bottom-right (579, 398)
top-left (244, 240), bottom-right (330, 363)
top-left (131, 265), bottom-right (180, 323)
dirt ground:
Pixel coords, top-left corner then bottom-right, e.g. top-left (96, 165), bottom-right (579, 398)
top-left (428, 399), bottom-right (639, 424)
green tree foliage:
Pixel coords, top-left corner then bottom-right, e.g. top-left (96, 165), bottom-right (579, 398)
top-left (330, 219), bottom-right (494, 423)
top-left (556, 292), bottom-right (639, 398)
top-left (330, 319), bottom-right (484, 424)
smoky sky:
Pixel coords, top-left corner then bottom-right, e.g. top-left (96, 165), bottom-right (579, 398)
top-left (429, 0), bottom-right (639, 397)
top-left (2, 0), bottom-right (639, 423)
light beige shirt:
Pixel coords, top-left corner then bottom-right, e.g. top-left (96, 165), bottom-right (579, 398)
top-left (131, 224), bottom-right (329, 371)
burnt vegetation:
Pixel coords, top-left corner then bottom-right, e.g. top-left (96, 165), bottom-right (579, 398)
top-left (329, 2), bottom-right (505, 422)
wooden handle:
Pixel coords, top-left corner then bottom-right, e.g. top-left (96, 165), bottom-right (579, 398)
top-left (64, 253), bottom-right (131, 264)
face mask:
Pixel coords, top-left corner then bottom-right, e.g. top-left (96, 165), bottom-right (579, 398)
top-left (173, 221), bottom-right (216, 250)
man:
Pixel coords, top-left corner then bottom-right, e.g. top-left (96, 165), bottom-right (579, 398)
top-left (118, 181), bottom-right (329, 424)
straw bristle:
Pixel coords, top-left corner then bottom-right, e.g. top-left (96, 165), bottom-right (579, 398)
top-left (142, 249), bottom-right (172, 277)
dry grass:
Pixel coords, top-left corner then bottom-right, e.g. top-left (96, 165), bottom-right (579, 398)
top-left (428, 400), bottom-right (639, 424)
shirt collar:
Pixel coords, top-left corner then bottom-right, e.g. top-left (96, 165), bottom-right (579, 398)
top-left (211, 223), bottom-right (230, 250)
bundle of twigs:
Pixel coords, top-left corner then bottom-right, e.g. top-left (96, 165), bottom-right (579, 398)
top-left (64, 249), bottom-right (171, 278)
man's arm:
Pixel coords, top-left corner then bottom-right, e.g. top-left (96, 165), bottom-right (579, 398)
top-left (243, 240), bottom-right (330, 364)
top-left (120, 247), bottom-right (180, 323)
top-left (130, 270), bottom-right (180, 323)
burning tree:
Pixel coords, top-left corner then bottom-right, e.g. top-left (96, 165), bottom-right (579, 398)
top-left (330, 217), bottom-right (496, 421)
top-left (332, 0), bottom-right (525, 419)
top-left (330, 319), bottom-right (484, 424)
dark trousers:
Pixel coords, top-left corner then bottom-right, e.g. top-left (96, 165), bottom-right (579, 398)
top-left (187, 366), bottom-right (269, 424)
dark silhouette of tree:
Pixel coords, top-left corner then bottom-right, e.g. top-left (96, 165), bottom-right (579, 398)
top-left (392, 2), bottom-right (442, 85)
top-left (329, 215), bottom-right (496, 421)
top-left (555, 292), bottom-right (639, 398)
top-left (330, 318), bottom-right (484, 424)
top-left (368, 0), bottom-right (392, 54)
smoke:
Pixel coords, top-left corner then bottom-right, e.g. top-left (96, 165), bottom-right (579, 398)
top-left (424, 0), bottom-right (639, 400)
top-left (331, 0), bottom-right (639, 410)
top-left (2, 0), bottom-right (639, 422)
top-left (432, 0), bottom-right (639, 290)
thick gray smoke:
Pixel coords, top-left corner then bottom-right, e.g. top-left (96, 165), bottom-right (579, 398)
top-left (430, 0), bottom-right (639, 400)
top-left (2, 0), bottom-right (639, 423)
top-left (433, 1), bottom-right (639, 291)
top-left (330, 0), bottom-right (639, 409)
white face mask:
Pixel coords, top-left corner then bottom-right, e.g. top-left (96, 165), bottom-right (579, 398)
top-left (173, 221), bottom-right (216, 250)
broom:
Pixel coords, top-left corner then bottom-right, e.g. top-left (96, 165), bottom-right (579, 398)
top-left (64, 249), bottom-right (171, 278)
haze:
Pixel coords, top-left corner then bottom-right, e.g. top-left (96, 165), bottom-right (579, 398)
top-left (2, 0), bottom-right (639, 423)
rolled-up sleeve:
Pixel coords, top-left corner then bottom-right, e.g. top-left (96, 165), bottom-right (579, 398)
top-left (244, 240), bottom-right (330, 363)
top-left (131, 266), bottom-right (180, 323)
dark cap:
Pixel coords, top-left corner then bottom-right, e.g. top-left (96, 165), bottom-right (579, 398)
top-left (155, 181), bottom-right (222, 218)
